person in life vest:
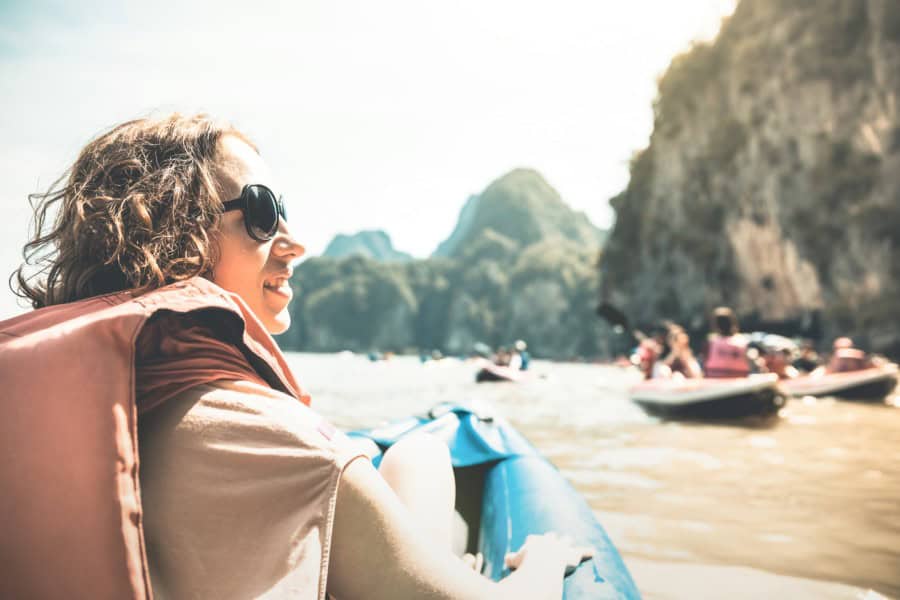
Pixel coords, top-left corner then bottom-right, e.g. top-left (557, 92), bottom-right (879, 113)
top-left (793, 340), bottom-right (821, 373)
top-left (703, 307), bottom-right (753, 378)
top-left (825, 337), bottom-right (873, 373)
top-left (632, 337), bottom-right (661, 379)
top-left (508, 339), bottom-right (530, 371)
top-left (630, 324), bottom-right (669, 379)
top-left (1, 114), bottom-right (591, 600)
top-left (762, 348), bottom-right (800, 379)
top-left (752, 334), bottom-right (800, 380)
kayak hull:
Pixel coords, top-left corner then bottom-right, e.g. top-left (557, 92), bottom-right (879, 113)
top-left (630, 374), bottom-right (784, 419)
top-left (481, 455), bottom-right (637, 599)
top-left (350, 406), bottom-right (641, 599)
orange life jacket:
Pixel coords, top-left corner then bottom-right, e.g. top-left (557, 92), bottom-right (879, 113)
top-left (0, 277), bottom-right (303, 599)
top-left (704, 335), bottom-right (750, 378)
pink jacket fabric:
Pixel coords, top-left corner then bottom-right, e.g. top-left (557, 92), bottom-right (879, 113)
top-left (828, 347), bottom-right (869, 373)
top-left (0, 277), bottom-right (303, 599)
top-left (704, 335), bottom-right (751, 378)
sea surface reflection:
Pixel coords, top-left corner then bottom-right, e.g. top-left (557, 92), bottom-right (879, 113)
top-left (286, 353), bottom-right (899, 599)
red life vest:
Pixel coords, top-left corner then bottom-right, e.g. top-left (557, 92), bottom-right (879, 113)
top-left (828, 347), bottom-right (868, 373)
top-left (0, 277), bottom-right (304, 599)
top-left (704, 335), bottom-right (750, 378)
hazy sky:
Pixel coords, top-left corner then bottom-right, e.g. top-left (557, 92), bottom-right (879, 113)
top-left (0, 0), bottom-right (735, 318)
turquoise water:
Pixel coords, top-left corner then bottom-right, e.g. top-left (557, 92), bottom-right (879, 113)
top-left (286, 353), bottom-right (900, 599)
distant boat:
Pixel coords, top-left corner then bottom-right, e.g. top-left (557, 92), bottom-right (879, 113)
top-left (349, 405), bottom-right (641, 599)
top-left (630, 374), bottom-right (784, 418)
top-left (474, 359), bottom-right (528, 383)
top-left (780, 363), bottom-right (898, 401)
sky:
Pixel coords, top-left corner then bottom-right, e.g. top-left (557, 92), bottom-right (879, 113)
top-left (0, 0), bottom-right (736, 319)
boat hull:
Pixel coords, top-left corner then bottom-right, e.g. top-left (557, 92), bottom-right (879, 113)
top-left (780, 364), bottom-right (898, 401)
top-left (630, 374), bottom-right (784, 419)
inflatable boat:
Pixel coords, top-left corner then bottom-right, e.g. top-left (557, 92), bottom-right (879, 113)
top-left (780, 363), bottom-right (898, 401)
top-left (475, 360), bottom-right (527, 383)
top-left (349, 405), bottom-right (641, 599)
top-left (629, 374), bottom-right (784, 418)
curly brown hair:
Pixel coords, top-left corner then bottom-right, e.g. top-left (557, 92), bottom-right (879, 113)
top-left (12, 113), bottom-right (255, 308)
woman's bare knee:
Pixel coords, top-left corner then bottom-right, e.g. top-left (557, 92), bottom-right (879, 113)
top-left (380, 433), bottom-right (451, 476)
top-left (378, 433), bottom-right (455, 546)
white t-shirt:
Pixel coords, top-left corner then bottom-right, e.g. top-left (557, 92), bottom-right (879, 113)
top-left (138, 379), bottom-right (366, 600)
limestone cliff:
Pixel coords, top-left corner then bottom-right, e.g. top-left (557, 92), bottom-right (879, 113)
top-left (600, 0), bottom-right (900, 354)
top-left (433, 169), bottom-right (604, 258)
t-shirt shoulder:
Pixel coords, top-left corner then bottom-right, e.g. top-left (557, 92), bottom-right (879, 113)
top-left (138, 379), bottom-right (366, 600)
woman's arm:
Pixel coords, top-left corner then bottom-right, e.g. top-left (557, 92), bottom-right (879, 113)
top-left (327, 458), bottom-right (588, 600)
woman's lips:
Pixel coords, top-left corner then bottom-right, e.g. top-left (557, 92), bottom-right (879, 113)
top-left (263, 281), bottom-right (292, 300)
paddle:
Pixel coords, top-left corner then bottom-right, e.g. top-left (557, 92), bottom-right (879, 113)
top-left (597, 301), bottom-right (647, 341)
top-left (596, 302), bottom-right (628, 329)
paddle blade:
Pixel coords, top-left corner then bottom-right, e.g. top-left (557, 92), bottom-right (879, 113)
top-left (597, 302), bottom-right (629, 329)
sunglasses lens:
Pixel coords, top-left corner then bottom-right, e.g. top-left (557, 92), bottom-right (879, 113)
top-left (246, 186), bottom-right (279, 240)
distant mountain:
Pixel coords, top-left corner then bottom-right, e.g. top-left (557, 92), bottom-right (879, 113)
top-left (432, 194), bottom-right (480, 258)
top-left (322, 230), bottom-right (412, 262)
top-left (281, 168), bottom-right (612, 359)
top-left (433, 169), bottom-right (604, 259)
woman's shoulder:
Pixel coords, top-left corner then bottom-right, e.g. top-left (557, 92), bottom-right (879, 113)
top-left (142, 379), bottom-right (348, 455)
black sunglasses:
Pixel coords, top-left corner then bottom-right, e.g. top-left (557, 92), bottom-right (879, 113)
top-left (221, 184), bottom-right (287, 242)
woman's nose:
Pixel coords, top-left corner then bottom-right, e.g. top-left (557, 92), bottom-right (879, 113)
top-left (273, 221), bottom-right (305, 261)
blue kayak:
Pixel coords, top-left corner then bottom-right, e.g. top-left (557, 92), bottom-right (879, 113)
top-left (349, 404), bottom-right (641, 599)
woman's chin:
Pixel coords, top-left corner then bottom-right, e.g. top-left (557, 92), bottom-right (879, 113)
top-left (266, 311), bottom-right (291, 335)
top-left (257, 291), bottom-right (292, 335)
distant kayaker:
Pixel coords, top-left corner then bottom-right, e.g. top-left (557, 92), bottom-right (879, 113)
top-left (632, 337), bottom-right (661, 379)
top-left (762, 348), bottom-right (799, 379)
top-left (824, 337), bottom-right (873, 373)
top-left (493, 346), bottom-right (512, 366)
top-left (631, 323), bottom-right (670, 379)
top-left (703, 307), bottom-right (753, 378)
top-left (2, 113), bottom-right (592, 600)
top-left (793, 341), bottom-right (821, 372)
top-left (750, 334), bottom-right (800, 379)
top-left (661, 324), bottom-right (702, 379)
top-left (509, 339), bottom-right (530, 371)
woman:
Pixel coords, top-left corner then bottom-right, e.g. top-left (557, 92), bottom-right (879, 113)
top-left (660, 325), bottom-right (702, 379)
top-left (823, 337), bottom-right (873, 373)
top-left (2, 114), bottom-right (589, 599)
top-left (703, 306), bottom-right (753, 379)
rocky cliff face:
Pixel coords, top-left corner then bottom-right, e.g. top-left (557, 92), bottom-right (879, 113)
top-left (601, 0), bottom-right (900, 354)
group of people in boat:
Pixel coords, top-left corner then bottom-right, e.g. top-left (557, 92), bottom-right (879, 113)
top-left (633, 306), bottom-right (879, 381)
top-left (490, 339), bottom-right (531, 371)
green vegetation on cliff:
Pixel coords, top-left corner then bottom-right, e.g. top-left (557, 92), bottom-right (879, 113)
top-left (279, 169), bottom-right (609, 358)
